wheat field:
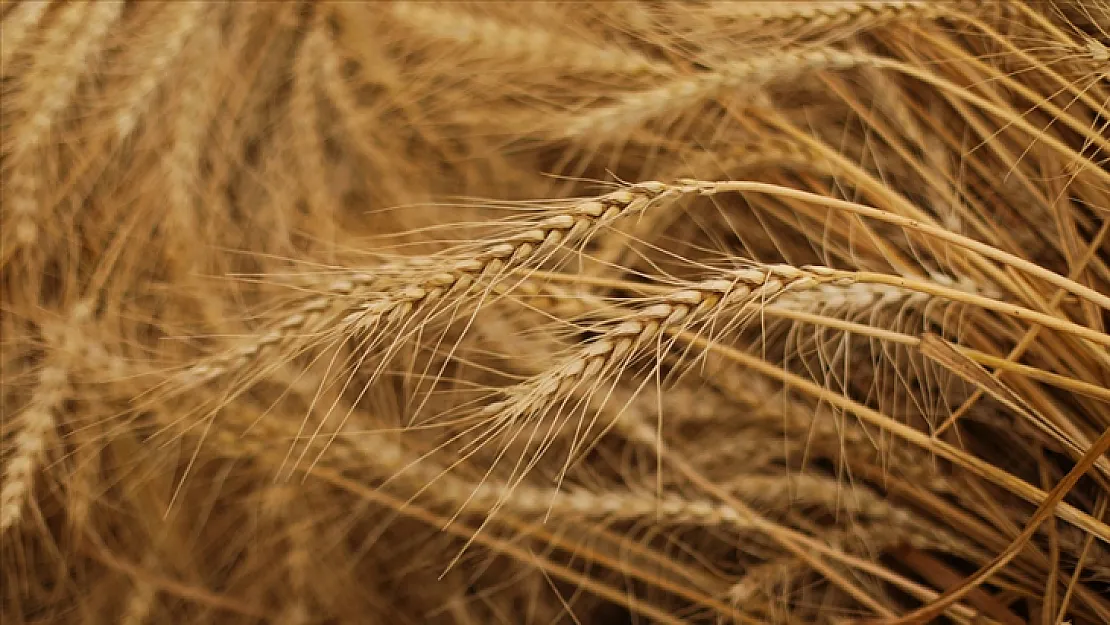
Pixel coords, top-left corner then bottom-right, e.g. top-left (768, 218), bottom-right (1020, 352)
top-left (2, 1), bottom-right (1110, 623)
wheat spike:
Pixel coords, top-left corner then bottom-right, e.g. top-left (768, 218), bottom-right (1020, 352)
top-left (0, 0), bottom-right (51, 73)
top-left (113, 2), bottom-right (206, 140)
top-left (703, 1), bottom-right (948, 29)
top-left (388, 1), bottom-right (672, 76)
top-left (179, 183), bottom-right (679, 389)
top-left (476, 265), bottom-right (847, 434)
top-left (556, 48), bottom-right (873, 139)
top-left (5, 0), bottom-right (122, 249)
top-left (0, 364), bottom-right (66, 534)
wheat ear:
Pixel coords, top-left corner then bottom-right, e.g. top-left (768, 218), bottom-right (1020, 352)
top-left (291, 24), bottom-right (336, 224)
top-left (1, 360), bottom-right (67, 534)
top-left (461, 481), bottom-right (759, 529)
top-left (0, 0), bottom-right (51, 73)
top-left (163, 8), bottom-right (221, 271)
top-left (387, 1), bottom-right (672, 76)
top-left (5, 0), bottom-right (122, 249)
top-left (474, 265), bottom-right (851, 445)
top-left (703, 1), bottom-right (948, 29)
top-left (113, 2), bottom-right (206, 140)
top-left (179, 183), bottom-right (680, 388)
top-left (555, 48), bottom-right (872, 139)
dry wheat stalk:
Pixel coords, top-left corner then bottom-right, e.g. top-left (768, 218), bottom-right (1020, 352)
top-left (474, 266), bottom-right (845, 430)
top-left (498, 271), bottom-right (967, 492)
top-left (162, 9), bottom-right (221, 270)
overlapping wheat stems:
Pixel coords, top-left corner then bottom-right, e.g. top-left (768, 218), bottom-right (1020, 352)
top-left (197, 362), bottom-right (957, 623)
top-left (193, 256), bottom-right (977, 615)
top-left (503, 275), bottom-right (965, 513)
top-left (508, 270), bottom-right (1099, 526)
top-left (193, 394), bottom-right (760, 622)
top-left (178, 174), bottom-right (1109, 436)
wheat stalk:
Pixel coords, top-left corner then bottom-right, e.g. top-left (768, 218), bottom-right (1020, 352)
top-left (703, 1), bottom-right (947, 27)
top-left (474, 266), bottom-right (843, 429)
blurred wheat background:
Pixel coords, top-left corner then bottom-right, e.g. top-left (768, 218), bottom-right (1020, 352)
top-left (2, 1), bottom-right (1110, 623)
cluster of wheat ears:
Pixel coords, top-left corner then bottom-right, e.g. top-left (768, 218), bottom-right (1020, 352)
top-left (2, 1), bottom-right (1110, 623)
